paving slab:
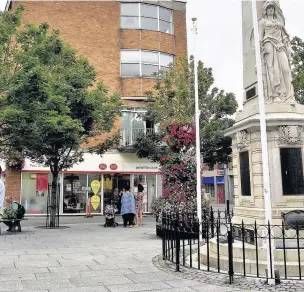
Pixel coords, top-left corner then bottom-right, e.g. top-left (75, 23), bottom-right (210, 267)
top-left (165, 279), bottom-right (204, 288)
top-left (48, 265), bottom-right (91, 273)
top-left (70, 275), bottom-right (133, 287)
top-left (148, 289), bottom-right (196, 292)
top-left (14, 259), bottom-right (61, 268)
top-left (125, 271), bottom-right (179, 283)
top-left (106, 281), bottom-right (172, 292)
top-left (50, 288), bottom-right (109, 292)
top-left (0, 267), bottom-right (49, 275)
top-left (22, 279), bottom-right (74, 290)
top-left (0, 281), bottom-right (23, 291)
top-left (0, 273), bottom-right (36, 282)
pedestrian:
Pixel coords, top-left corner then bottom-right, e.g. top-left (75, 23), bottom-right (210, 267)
top-left (120, 188), bottom-right (136, 228)
top-left (135, 182), bottom-right (144, 227)
top-left (2, 196), bottom-right (17, 231)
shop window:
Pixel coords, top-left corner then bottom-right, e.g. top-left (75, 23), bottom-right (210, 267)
top-left (121, 3), bottom-right (173, 34)
top-left (21, 173), bottom-right (55, 215)
top-left (63, 174), bottom-right (87, 213)
top-left (240, 151), bottom-right (251, 196)
top-left (120, 50), bottom-right (174, 78)
top-left (280, 148), bottom-right (304, 195)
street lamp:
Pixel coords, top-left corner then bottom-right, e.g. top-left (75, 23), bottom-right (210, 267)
top-left (251, 0), bottom-right (275, 283)
top-left (191, 18), bottom-right (202, 235)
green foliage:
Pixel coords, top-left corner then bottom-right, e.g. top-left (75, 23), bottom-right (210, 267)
top-left (291, 36), bottom-right (304, 104)
top-left (135, 56), bottom-right (238, 165)
top-left (0, 7), bottom-right (122, 175)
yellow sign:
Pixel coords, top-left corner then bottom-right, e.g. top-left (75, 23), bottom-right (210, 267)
top-left (91, 194), bottom-right (100, 210)
top-left (91, 180), bottom-right (101, 196)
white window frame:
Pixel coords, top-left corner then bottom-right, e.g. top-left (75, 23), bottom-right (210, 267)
top-left (121, 49), bottom-right (174, 78)
top-left (120, 3), bottom-right (174, 35)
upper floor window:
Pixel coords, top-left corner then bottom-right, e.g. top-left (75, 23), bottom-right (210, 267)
top-left (121, 50), bottom-right (174, 78)
top-left (121, 3), bottom-right (173, 34)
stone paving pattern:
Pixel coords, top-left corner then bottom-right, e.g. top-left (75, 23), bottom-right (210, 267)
top-left (0, 216), bottom-right (303, 291)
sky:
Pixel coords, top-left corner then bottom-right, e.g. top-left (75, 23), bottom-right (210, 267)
top-left (1, 0), bottom-right (304, 109)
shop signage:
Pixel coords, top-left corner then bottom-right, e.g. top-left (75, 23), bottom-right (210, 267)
top-left (91, 180), bottom-right (100, 195)
top-left (91, 195), bottom-right (100, 211)
top-left (90, 180), bottom-right (101, 210)
top-left (110, 164), bottom-right (118, 170)
top-left (82, 187), bottom-right (91, 191)
top-left (99, 163), bottom-right (107, 170)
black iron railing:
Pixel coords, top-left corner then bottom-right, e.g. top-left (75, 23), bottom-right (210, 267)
top-left (161, 203), bottom-right (304, 283)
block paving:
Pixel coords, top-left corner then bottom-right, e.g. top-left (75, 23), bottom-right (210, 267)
top-left (0, 217), bottom-right (303, 291)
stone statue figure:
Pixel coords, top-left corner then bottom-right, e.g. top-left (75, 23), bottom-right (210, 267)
top-left (259, 1), bottom-right (295, 103)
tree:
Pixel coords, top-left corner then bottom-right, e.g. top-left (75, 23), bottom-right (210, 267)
top-left (291, 36), bottom-right (304, 104)
top-left (134, 56), bottom-right (238, 166)
top-left (0, 8), bottom-right (122, 227)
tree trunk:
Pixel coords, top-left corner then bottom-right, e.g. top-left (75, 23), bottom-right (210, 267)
top-left (50, 171), bottom-right (59, 228)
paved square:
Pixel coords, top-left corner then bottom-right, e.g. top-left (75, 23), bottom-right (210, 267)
top-left (0, 216), bottom-right (292, 291)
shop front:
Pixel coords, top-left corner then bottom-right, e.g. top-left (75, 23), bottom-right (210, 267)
top-left (21, 153), bottom-right (161, 215)
top-left (202, 175), bottom-right (225, 204)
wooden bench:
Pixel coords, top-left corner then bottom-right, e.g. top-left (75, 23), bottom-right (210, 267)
top-left (0, 218), bottom-right (26, 235)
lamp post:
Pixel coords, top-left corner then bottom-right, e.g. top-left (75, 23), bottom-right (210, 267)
top-left (251, 0), bottom-right (275, 283)
top-left (191, 18), bottom-right (202, 236)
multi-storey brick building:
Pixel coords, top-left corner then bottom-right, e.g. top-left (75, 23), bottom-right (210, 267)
top-left (3, 0), bottom-right (187, 215)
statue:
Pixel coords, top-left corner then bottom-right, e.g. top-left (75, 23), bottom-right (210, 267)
top-left (258, 1), bottom-right (295, 103)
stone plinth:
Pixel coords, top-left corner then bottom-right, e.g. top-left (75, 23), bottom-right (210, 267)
top-left (225, 103), bottom-right (304, 225)
top-left (199, 238), bottom-right (304, 278)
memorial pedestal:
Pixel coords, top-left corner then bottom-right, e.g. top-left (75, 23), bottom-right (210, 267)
top-left (225, 103), bottom-right (304, 226)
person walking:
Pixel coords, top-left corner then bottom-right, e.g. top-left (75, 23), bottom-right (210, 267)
top-left (135, 182), bottom-right (144, 227)
top-left (120, 188), bottom-right (136, 228)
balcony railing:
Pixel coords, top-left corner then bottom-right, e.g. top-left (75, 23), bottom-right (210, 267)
top-left (120, 128), bottom-right (155, 147)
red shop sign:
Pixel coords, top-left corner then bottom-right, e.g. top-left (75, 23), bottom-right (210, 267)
top-left (99, 163), bottom-right (107, 170)
top-left (110, 164), bottom-right (118, 170)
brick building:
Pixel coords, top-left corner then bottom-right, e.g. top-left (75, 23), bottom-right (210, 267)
top-left (4, 0), bottom-right (187, 215)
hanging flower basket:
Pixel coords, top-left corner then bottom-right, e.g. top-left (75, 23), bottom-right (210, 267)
top-left (7, 154), bottom-right (25, 171)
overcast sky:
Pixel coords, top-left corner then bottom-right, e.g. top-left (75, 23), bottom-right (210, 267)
top-left (1, 0), bottom-right (304, 109)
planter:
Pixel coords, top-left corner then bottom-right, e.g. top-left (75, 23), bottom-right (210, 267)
top-left (161, 227), bottom-right (199, 240)
top-left (156, 224), bottom-right (162, 237)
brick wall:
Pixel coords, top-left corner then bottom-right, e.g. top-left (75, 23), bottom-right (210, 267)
top-left (14, 1), bottom-right (121, 94)
top-left (5, 169), bottom-right (21, 202)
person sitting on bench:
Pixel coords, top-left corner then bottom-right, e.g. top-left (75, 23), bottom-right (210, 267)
top-left (2, 196), bottom-right (17, 232)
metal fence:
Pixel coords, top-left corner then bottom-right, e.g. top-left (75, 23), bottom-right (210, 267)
top-left (161, 205), bottom-right (304, 283)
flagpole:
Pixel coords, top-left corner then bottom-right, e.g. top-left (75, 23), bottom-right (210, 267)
top-left (191, 18), bottom-right (202, 239)
top-left (251, 0), bottom-right (275, 283)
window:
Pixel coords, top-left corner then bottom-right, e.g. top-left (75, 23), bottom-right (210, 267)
top-left (121, 3), bottom-right (174, 34)
top-left (121, 50), bottom-right (174, 78)
top-left (120, 3), bottom-right (139, 29)
top-left (280, 148), bottom-right (304, 195)
top-left (246, 86), bottom-right (256, 100)
top-left (240, 151), bottom-right (251, 196)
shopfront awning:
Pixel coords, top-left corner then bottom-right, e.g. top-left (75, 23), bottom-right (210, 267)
top-left (202, 176), bottom-right (225, 185)
top-left (202, 177), bottom-right (214, 184)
